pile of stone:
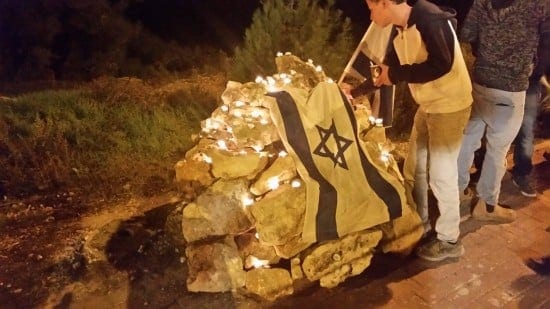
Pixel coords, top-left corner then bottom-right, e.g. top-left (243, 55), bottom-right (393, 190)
top-left (174, 54), bottom-right (422, 301)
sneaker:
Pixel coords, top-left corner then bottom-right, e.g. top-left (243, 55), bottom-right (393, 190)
top-left (471, 199), bottom-right (516, 223)
top-left (416, 238), bottom-right (464, 262)
top-left (459, 187), bottom-right (474, 202)
top-left (512, 175), bottom-right (537, 197)
top-left (526, 256), bottom-right (550, 276)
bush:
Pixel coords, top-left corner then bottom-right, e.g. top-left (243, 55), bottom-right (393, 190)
top-left (229, 0), bottom-right (354, 82)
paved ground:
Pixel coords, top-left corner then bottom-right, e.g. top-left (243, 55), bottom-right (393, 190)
top-left (267, 140), bottom-right (550, 309)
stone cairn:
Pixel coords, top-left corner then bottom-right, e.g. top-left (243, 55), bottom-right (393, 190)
top-left (174, 53), bottom-right (422, 301)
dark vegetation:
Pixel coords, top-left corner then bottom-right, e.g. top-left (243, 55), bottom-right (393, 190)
top-left (0, 0), bottom-right (357, 199)
top-left (0, 0), bottom-right (480, 199)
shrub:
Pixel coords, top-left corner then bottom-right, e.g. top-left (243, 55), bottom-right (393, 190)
top-left (229, 0), bottom-right (354, 82)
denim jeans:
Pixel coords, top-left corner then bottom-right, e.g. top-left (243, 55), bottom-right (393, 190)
top-left (404, 106), bottom-right (471, 242)
top-left (512, 80), bottom-right (542, 178)
top-left (458, 83), bottom-right (526, 206)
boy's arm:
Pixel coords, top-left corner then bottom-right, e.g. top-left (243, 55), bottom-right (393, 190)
top-left (388, 19), bottom-right (455, 84)
top-left (460, 0), bottom-right (480, 43)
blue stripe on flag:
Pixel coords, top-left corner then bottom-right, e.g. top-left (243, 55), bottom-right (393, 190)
top-left (268, 91), bottom-right (339, 242)
top-left (339, 90), bottom-right (402, 219)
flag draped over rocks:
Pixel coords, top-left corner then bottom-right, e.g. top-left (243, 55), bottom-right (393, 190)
top-left (175, 53), bottom-right (423, 300)
top-left (264, 82), bottom-right (404, 243)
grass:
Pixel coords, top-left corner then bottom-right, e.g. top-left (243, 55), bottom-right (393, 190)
top-left (0, 75), bottom-right (225, 197)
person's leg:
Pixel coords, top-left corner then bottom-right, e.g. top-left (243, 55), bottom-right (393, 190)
top-left (457, 91), bottom-right (487, 193)
top-left (473, 85), bottom-right (525, 222)
top-left (403, 109), bottom-right (430, 232)
top-left (512, 80), bottom-right (541, 196)
top-left (416, 106), bottom-right (471, 262)
top-left (427, 106), bottom-right (471, 243)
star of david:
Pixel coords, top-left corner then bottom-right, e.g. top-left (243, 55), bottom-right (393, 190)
top-left (312, 120), bottom-right (353, 169)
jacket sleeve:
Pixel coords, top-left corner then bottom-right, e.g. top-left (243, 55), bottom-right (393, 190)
top-left (388, 19), bottom-right (455, 84)
top-left (460, 0), bottom-right (481, 43)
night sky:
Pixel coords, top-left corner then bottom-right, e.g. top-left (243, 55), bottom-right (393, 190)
top-left (125, 0), bottom-right (474, 52)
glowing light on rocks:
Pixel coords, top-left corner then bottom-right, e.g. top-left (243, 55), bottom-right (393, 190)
top-left (267, 176), bottom-right (280, 190)
top-left (241, 194), bottom-right (254, 207)
top-left (284, 52), bottom-right (292, 55)
top-left (252, 144), bottom-right (264, 152)
top-left (368, 116), bottom-right (376, 124)
top-left (232, 110), bottom-right (243, 118)
top-left (235, 100), bottom-right (245, 107)
top-left (251, 109), bottom-right (262, 118)
top-left (276, 51), bottom-right (283, 57)
top-left (260, 118), bottom-right (269, 125)
top-left (380, 150), bottom-right (390, 163)
top-left (250, 256), bottom-right (270, 269)
top-left (221, 105), bottom-right (229, 112)
top-left (216, 140), bottom-right (228, 150)
top-left (255, 232), bottom-right (260, 239)
top-left (202, 153), bottom-right (213, 164)
top-left (327, 78), bottom-right (334, 83)
top-left (375, 118), bottom-right (384, 127)
top-left (315, 65), bottom-right (322, 72)
top-left (255, 76), bottom-right (264, 83)
top-left (291, 179), bottom-right (302, 188)
top-left (278, 150), bottom-right (288, 157)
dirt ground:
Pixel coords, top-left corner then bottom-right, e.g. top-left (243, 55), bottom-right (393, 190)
top-left (0, 187), bottom-right (278, 309)
top-left (1, 140), bottom-right (548, 309)
top-left (0, 190), bottom-right (188, 308)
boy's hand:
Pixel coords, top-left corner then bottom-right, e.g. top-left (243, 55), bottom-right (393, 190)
top-left (374, 64), bottom-right (393, 86)
top-left (339, 82), bottom-right (354, 102)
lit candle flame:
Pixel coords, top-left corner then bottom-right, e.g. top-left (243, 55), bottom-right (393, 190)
top-left (252, 144), bottom-right (264, 152)
top-left (267, 176), bottom-right (280, 190)
top-left (251, 109), bottom-right (262, 118)
top-left (202, 153), bottom-right (213, 164)
top-left (216, 140), bottom-right (228, 150)
top-left (291, 179), bottom-right (301, 188)
top-left (241, 194), bottom-right (254, 207)
top-left (249, 256), bottom-right (269, 269)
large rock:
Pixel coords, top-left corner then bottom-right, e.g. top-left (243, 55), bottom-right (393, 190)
top-left (245, 268), bottom-right (293, 301)
top-left (250, 184), bottom-right (305, 246)
top-left (273, 235), bottom-right (313, 259)
top-left (301, 229), bottom-right (383, 288)
top-left (234, 233), bottom-right (280, 268)
top-left (186, 237), bottom-right (245, 292)
top-left (379, 204), bottom-right (423, 255)
top-left (182, 178), bottom-right (253, 242)
top-left (206, 147), bottom-right (269, 180)
top-left (250, 155), bottom-right (297, 196)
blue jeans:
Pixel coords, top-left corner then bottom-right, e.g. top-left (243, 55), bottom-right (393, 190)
top-left (458, 83), bottom-right (526, 206)
top-left (512, 80), bottom-right (541, 178)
